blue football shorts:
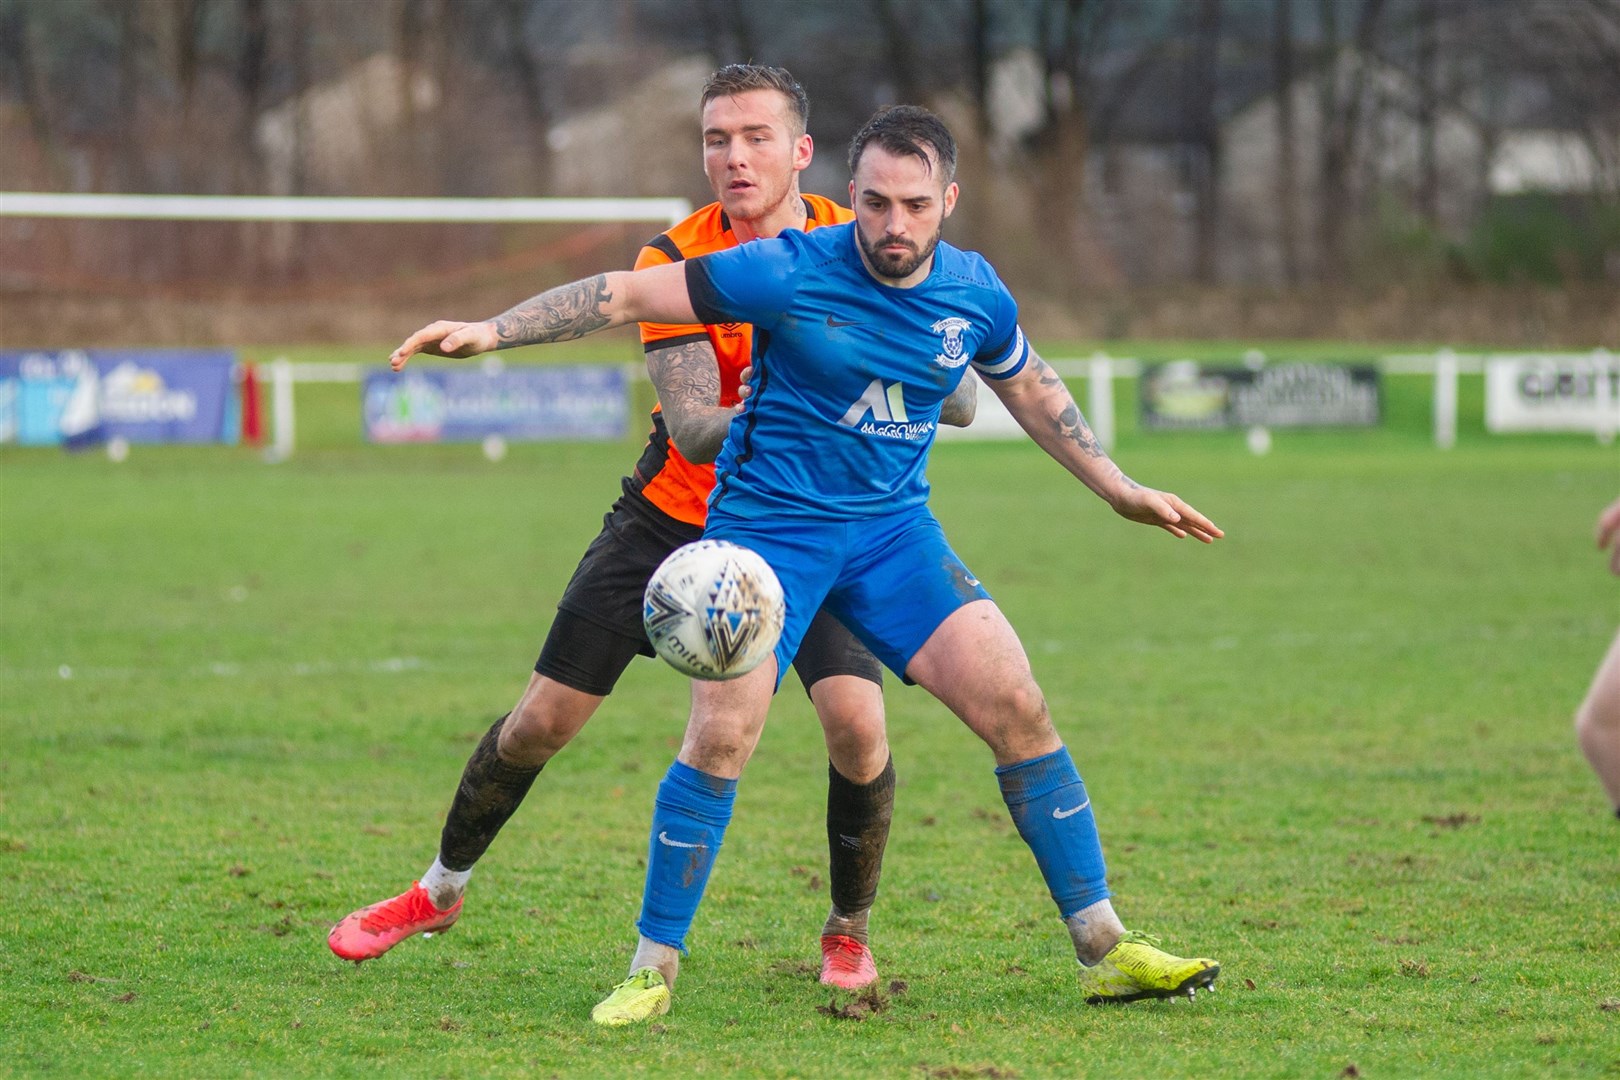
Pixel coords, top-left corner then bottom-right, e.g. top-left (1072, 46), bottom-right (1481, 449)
top-left (704, 507), bottom-right (992, 685)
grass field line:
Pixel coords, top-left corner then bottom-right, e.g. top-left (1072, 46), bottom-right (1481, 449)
top-left (5, 613), bottom-right (1609, 684)
top-left (1, 654), bottom-right (437, 682)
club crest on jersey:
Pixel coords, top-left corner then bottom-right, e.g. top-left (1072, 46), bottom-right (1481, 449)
top-left (932, 317), bottom-right (973, 369)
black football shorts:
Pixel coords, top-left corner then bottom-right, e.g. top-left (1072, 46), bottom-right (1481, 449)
top-left (536, 487), bottom-right (883, 698)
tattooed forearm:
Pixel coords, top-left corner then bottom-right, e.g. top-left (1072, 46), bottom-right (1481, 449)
top-left (1055, 399), bottom-right (1105, 458)
top-left (493, 275), bottom-right (614, 347)
top-left (994, 347), bottom-right (1144, 505)
top-left (1026, 355), bottom-right (1105, 459)
top-left (647, 339), bottom-right (731, 463)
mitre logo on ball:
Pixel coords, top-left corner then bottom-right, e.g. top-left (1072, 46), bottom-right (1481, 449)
top-left (643, 540), bottom-right (785, 680)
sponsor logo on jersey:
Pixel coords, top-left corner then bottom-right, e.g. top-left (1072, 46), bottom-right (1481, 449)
top-left (837, 378), bottom-right (935, 441)
top-left (931, 317), bottom-right (973, 369)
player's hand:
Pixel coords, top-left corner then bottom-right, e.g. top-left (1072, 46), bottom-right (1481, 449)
top-left (1598, 496), bottom-right (1620, 576)
top-left (734, 365), bottom-right (755, 411)
top-left (389, 320), bottom-right (500, 370)
top-left (1111, 485), bottom-right (1224, 543)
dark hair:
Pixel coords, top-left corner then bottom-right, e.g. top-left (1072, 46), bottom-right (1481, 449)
top-left (847, 105), bottom-right (957, 186)
top-left (700, 64), bottom-right (810, 136)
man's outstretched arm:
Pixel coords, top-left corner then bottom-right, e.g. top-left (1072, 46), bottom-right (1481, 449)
top-left (988, 348), bottom-right (1223, 543)
top-left (388, 262), bottom-right (697, 370)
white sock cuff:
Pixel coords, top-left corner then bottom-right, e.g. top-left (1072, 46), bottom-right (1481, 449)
top-left (421, 857), bottom-right (472, 899)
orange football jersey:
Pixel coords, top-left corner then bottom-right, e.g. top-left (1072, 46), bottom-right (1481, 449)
top-left (629, 194), bottom-right (853, 526)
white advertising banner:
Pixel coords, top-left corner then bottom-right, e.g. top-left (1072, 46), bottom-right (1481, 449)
top-left (1485, 353), bottom-right (1619, 436)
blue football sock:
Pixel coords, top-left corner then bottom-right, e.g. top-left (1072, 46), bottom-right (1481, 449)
top-left (636, 760), bottom-right (738, 953)
top-left (995, 746), bottom-right (1110, 918)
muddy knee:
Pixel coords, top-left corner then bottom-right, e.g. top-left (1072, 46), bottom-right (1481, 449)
top-left (499, 696), bottom-right (585, 766)
top-left (978, 683), bottom-right (1055, 760)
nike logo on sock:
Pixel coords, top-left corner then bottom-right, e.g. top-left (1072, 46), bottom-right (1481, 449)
top-left (1052, 799), bottom-right (1091, 820)
top-left (657, 831), bottom-right (706, 850)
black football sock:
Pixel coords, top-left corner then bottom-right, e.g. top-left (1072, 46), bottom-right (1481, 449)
top-left (822, 756), bottom-right (895, 945)
top-left (437, 713), bottom-right (543, 872)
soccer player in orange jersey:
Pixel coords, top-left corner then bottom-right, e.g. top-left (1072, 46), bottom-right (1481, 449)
top-left (329, 64), bottom-right (976, 992)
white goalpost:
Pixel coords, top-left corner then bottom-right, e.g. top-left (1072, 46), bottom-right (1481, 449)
top-left (0, 192), bottom-right (692, 226)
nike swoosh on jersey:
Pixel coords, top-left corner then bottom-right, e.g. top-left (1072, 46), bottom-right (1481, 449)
top-left (1052, 799), bottom-right (1091, 820)
top-left (658, 831), bottom-right (706, 849)
top-left (825, 315), bottom-right (863, 328)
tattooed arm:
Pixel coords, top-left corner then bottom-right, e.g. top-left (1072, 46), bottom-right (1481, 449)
top-left (647, 338), bottom-right (736, 464)
top-left (939, 369), bottom-right (978, 428)
top-left (388, 263), bottom-right (697, 370)
top-left (988, 347), bottom-right (1223, 542)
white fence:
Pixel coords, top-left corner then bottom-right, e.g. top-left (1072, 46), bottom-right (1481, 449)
top-left (260, 350), bottom-right (1617, 460)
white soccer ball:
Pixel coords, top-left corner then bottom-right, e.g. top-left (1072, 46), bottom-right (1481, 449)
top-left (643, 540), bottom-right (785, 680)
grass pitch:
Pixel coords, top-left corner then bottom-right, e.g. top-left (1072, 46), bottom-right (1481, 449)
top-left (3, 343), bottom-right (1618, 1077)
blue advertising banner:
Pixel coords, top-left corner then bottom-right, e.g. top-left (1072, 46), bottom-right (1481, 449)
top-left (0, 350), bottom-right (239, 445)
top-left (362, 365), bottom-right (628, 443)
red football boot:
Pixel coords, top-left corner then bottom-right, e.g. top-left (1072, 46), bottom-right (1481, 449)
top-left (328, 881), bottom-right (462, 962)
top-left (819, 933), bottom-right (878, 990)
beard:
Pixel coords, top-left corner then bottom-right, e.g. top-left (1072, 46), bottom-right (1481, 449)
top-left (857, 221), bottom-right (941, 281)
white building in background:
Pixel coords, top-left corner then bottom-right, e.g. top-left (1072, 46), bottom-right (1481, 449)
top-left (254, 54), bottom-right (441, 197)
top-left (1490, 131), bottom-right (1603, 195)
top-left (545, 58), bottom-right (712, 203)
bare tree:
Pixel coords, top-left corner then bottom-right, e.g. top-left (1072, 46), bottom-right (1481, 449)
top-left (698, 0), bottom-right (756, 67)
top-left (1274, 0), bottom-right (1300, 283)
top-left (494, 0), bottom-right (554, 190)
top-left (871, 0), bottom-right (924, 102)
top-left (114, 0), bottom-right (144, 190)
top-left (1027, 0), bottom-right (1120, 289)
top-left (966, 0), bottom-right (992, 139)
top-left (1316, 0), bottom-right (1387, 283)
top-left (1414, 0), bottom-right (1438, 221)
top-left (1191, 0), bottom-right (1222, 283)
top-left (1502, 0), bottom-right (1620, 194)
top-left (236, 0), bottom-right (269, 194)
top-left (172, 0), bottom-right (204, 120)
top-left (1, 0), bottom-right (58, 185)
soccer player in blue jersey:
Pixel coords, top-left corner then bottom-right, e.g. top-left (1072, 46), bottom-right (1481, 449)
top-left (390, 105), bottom-right (1225, 1023)
top-left (333, 64), bottom-right (923, 993)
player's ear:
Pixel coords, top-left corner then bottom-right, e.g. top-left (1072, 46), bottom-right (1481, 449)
top-left (942, 182), bottom-right (959, 219)
top-left (848, 178), bottom-right (856, 205)
top-left (793, 133), bottom-right (813, 172)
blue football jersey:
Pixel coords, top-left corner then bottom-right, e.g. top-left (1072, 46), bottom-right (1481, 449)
top-left (685, 222), bottom-right (1029, 521)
